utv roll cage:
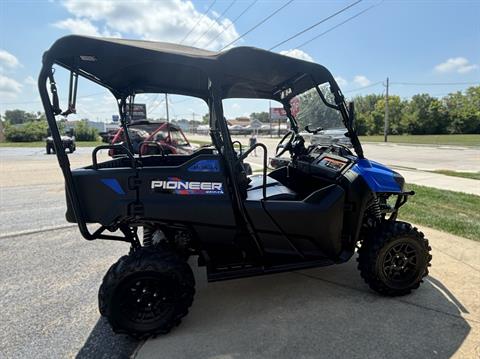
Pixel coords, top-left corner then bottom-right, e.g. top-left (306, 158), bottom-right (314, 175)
top-left (38, 35), bottom-right (364, 247)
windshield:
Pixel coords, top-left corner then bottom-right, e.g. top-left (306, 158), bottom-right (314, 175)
top-left (295, 83), bottom-right (345, 132)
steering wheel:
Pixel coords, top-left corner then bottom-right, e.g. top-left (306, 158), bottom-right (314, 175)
top-left (275, 131), bottom-right (295, 157)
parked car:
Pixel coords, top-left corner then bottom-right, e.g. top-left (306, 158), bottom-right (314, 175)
top-left (310, 128), bottom-right (352, 147)
top-left (109, 120), bottom-right (194, 156)
top-left (46, 129), bottom-right (76, 154)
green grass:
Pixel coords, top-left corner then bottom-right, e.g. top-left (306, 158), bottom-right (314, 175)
top-left (0, 141), bottom-right (104, 147)
top-left (400, 183), bottom-right (480, 241)
top-left (429, 170), bottom-right (480, 180)
top-left (359, 134), bottom-right (480, 146)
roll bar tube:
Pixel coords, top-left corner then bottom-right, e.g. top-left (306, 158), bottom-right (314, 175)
top-left (38, 62), bottom-right (131, 243)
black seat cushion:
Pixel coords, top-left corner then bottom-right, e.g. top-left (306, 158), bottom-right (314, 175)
top-left (247, 183), bottom-right (297, 201)
top-left (247, 174), bottom-right (279, 190)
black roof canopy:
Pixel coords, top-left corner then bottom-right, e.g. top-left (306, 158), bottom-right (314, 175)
top-left (43, 35), bottom-right (337, 100)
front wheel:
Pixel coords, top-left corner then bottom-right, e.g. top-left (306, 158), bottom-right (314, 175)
top-left (357, 221), bottom-right (432, 296)
top-left (99, 247), bottom-right (195, 338)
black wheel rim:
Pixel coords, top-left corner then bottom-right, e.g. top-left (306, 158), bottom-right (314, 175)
top-left (382, 242), bottom-right (419, 283)
top-left (116, 273), bottom-right (179, 326)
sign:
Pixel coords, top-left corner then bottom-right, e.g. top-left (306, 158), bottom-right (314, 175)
top-left (290, 97), bottom-right (300, 117)
top-left (270, 107), bottom-right (287, 120)
top-left (270, 97), bottom-right (300, 120)
top-left (111, 115), bottom-right (119, 122)
top-left (126, 103), bottom-right (147, 122)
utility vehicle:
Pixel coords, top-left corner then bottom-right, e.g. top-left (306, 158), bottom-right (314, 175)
top-left (46, 128), bottom-right (75, 154)
top-left (39, 35), bottom-right (431, 338)
top-left (109, 120), bottom-right (194, 156)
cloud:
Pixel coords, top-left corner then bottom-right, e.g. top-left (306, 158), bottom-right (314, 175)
top-left (0, 49), bottom-right (20, 69)
top-left (53, 18), bottom-right (121, 37)
top-left (24, 76), bottom-right (36, 86)
top-left (335, 76), bottom-right (348, 87)
top-left (57, 0), bottom-right (239, 50)
top-left (353, 75), bottom-right (371, 87)
top-left (0, 74), bottom-right (22, 98)
top-left (279, 49), bottom-right (314, 62)
top-left (434, 57), bottom-right (478, 74)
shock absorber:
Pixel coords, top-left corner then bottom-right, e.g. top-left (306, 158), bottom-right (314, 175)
top-left (371, 198), bottom-right (382, 220)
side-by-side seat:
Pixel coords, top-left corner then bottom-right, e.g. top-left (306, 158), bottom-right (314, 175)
top-left (246, 175), bottom-right (297, 201)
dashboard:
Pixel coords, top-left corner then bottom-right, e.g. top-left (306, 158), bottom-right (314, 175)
top-left (295, 145), bottom-right (353, 180)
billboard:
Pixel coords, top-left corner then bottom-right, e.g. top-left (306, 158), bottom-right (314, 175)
top-left (269, 97), bottom-right (300, 120)
top-left (126, 103), bottom-right (147, 122)
top-left (270, 107), bottom-right (287, 120)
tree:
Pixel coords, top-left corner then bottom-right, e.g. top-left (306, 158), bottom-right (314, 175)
top-left (402, 94), bottom-right (448, 134)
top-left (4, 110), bottom-right (37, 125)
top-left (250, 112), bottom-right (270, 123)
top-left (201, 113), bottom-right (209, 124)
top-left (372, 96), bottom-right (406, 135)
top-left (4, 120), bottom-right (48, 142)
top-left (74, 120), bottom-right (98, 141)
top-left (444, 87), bottom-right (480, 134)
top-left (353, 94), bottom-right (383, 135)
top-left (296, 88), bottom-right (343, 130)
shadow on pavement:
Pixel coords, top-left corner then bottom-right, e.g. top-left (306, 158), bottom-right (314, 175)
top-left (76, 317), bottom-right (138, 359)
top-left (138, 258), bottom-right (471, 359)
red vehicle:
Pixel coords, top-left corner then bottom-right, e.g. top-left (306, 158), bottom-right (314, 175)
top-left (109, 120), bottom-right (194, 156)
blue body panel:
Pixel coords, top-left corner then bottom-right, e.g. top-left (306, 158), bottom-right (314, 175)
top-left (351, 159), bottom-right (402, 193)
top-left (101, 178), bottom-right (126, 195)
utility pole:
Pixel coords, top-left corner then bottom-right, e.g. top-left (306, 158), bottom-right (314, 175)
top-left (165, 93), bottom-right (170, 123)
top-left (165, 93), bottom-right (170, 139)
top-left (384, 77), bottom-right (389, 142)
top-left (269, 100), bottom-right (272, 138)
top-left (0, 117), bottom-right (4, 142)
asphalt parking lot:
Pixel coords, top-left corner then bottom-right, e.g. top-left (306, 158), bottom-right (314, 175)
top-left (0, 143), bottom-right (479, 358)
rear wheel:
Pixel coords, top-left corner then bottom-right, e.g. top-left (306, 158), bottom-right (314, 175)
top-left (357, 221), bottom-right (432, 296)
top-left (99, 247), bottom-right (195, 338)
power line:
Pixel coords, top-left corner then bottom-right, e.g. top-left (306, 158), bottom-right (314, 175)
top-left (191, 0), bottom-right (237, 47)
top-left (220, 0), bottom-right (294, 51)
top-left (268, 0), bottom-right (362, 51)
top-left (211, 0), bottom-right (258, 47)
top-left (288, 2), bottom-right (380, 52)
top-left (179, 0), bottom-right (217, 44)
top-left (343, 81), bottom-right (383, 93)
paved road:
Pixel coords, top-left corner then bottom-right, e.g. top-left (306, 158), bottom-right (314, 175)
top-left (137, 226), bottom-right (480, 359)
top-left (0, 148), bottom-right (140, 358)
top-left (0, 145), bottom-right (479, 358)
top-left (0, 228), bottom-right (139, 359)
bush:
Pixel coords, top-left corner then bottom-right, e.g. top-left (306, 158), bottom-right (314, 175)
top-left (74, 120), bottom-right (98, 141)
top-left (4, 120), bottom-right (48, 142)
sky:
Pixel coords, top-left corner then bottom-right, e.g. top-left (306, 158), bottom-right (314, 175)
top-left (0, 0), bottom-right (479, 122)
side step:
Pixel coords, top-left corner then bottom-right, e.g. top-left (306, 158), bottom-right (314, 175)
top-left (207, 258), bottom-right (335, 282)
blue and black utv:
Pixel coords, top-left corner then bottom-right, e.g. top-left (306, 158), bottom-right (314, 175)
top-left (39, 36), bottom-right (432, 338)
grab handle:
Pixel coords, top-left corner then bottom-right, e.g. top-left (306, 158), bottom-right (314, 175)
top-left (92, 144), bottom-right (136, 169)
